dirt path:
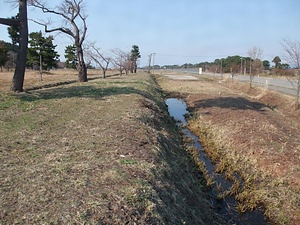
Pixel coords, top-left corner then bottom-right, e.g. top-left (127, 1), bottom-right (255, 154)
top-left (156, 74), bottom-right (300, 225)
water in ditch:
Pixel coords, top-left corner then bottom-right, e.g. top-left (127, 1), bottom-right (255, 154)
top-left (165, 98), bottom-right (270, 225)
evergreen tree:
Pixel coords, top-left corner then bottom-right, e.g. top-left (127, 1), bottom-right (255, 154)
top-left (130, 45), bottom-right (141, 73)
top-left (27, 31), bottom-right (59, 70)
top-left (272, 56), bottom-right (281, 68)
top-left (7, 13), bottom-right (20, 46)
top-left (64, 45), bottom-right (77, 69)
top-left (0, 42), bottom-right (8, 71)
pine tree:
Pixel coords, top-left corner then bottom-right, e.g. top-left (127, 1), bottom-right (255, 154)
top-left (65, 45), bottom-right (78, 69)
top-left (27, 31), bottom-right (59, 70)
top-left (272, 56), bottom-right (281, 69)
top-left (7, 14), bottom-right (20, 46)
top-left (0, 42), bottom-right (8, 71)
top-left (130, 45), bottom-right (141, 73)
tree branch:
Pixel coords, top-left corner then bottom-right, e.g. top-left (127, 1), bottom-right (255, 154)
top-left (30, 18), bottom-right (75, 38)
top-left (79, 16), bottom-right (87, 45)
top-left (30, 0), bottom-right (70, 21)
top-left (0, 18), bottom-right (19, 26)
top-left (91, 45), bottom-right (110, 63)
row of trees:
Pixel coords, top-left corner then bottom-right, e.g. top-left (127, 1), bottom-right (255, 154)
top-left (2, 32), bottom-right (141, 78)
top-left (85, 43), bottom-right (141, 78)
top-left (174, 55), bottom-right (288, 75)
top-left (0, 0), bottom-right (141, 92)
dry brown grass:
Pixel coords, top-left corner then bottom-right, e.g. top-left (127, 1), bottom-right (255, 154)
top-left (0, 71), bottom-right (226, 224)
top-left (0, 69), bottom-right (119, 92)
top-left (0, 69), bottom-right (75, 92)
top-left (156, 73), bottom-right (300, 225)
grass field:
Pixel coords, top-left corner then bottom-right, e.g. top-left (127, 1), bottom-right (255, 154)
top-left (0, 70), bottom-right (225, 224)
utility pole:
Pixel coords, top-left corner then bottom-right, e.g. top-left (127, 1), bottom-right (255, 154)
top-left (240, 57), bottom-right (243, 75)
top-left (35, 33), bottom-right (57, 81)
top-left (148, 54), bottom-right (152, 74)
top-left (249, 58), bottom-right (252, 76)
top-left (152, 53), bottom-right (156, 72)
top-left (39, 52), bottom-right (42, 81)
top-left (220, 59), bottom-right (223, 77)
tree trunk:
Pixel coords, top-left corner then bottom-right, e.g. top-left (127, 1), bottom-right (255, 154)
top-left (102, 68), bottom-right (106, 79)
top-left (130, 61), bottom-right (133, 73)
top-left (134, 61), bottom-right (137, 73)
top-left (76, 44), bottom-right (87, 82)
top-left (11, 0), bottom-right (28, 92)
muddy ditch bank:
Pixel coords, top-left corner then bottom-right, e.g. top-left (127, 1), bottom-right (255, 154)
top-left (156, 74), bottom-right (300, 225)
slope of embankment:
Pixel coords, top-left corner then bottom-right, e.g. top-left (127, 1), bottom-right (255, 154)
top-left (0, 71), bottom-right (225, 224)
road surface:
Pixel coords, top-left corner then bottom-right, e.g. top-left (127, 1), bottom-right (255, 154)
top-left (171, 68), bottom-right (299, 96)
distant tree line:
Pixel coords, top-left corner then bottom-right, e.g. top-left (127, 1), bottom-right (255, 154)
top-left (1, 30), bottom-right (141, 75)
top-left (160, 55), bottom-right (294, 76)
top-left (159, 44), bottom-right (299, 108)
top-left (161, 55), bottom-right (290, 73)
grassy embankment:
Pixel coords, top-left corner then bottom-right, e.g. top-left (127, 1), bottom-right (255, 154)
top-left (156, 73), bottom-right (300, 225)
top-left (0, 70), bottom-right (225, 224)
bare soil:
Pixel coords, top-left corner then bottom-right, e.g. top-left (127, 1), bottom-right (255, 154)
top-left (156, 73), bottom-right (300, 225)
top-left (0, 70), bottom-right (226, 224)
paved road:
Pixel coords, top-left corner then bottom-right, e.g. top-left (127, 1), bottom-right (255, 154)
top-left (164, 74), bottom-right (198, 81)
top-left (172, 68), bottom-right (299, 96)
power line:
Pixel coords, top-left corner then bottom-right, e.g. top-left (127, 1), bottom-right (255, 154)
top-left (141, 52), bottom-right (249, 59)
top-left (141, 52), bottom-right (279, 61)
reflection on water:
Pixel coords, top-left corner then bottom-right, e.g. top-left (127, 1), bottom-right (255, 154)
top-left (165, 98), bottom-right (270, 225)
top-left (165, 98), bottom-right (189, 125)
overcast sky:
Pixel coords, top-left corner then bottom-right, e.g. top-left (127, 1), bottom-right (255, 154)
top-left (1, 0), bottom-right (299, 66)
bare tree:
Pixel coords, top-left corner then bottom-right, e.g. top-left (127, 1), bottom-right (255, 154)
top-left (0, 0), bottom-right (28, 92)
top-left (86, 42), bottom-right (110, 79)
top-left (248, 46), bottom-right (263, 87)
top-left (110, 49), bottom-right (130, 76)
top-left (30, 0), bottom-right (88, 82)
top-left (282, 38), bottom-right (300, 109)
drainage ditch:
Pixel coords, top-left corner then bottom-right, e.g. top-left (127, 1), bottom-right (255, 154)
top-left (165, 98), bottom-right (270, 225)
